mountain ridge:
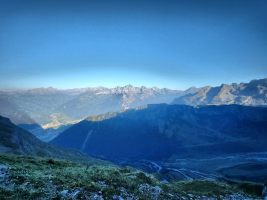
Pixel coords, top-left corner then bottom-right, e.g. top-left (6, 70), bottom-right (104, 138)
top-left (0, 85), bottom-right (182, 125)
top-left (1, 78), bottom-right (267, 142)
top-left (172, 78), bottom-right (267, 106)
top-left (0, 115), bottom-right (98, 163)
top-left (52, 104), bottom-right (267, 160)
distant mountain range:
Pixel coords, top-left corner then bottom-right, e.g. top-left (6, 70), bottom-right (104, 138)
top-left (0, 85), bottom-right (182, 126)
top-left (51, 104), bottom-right (267, 161)
top-left (172, 78), bottom-right (267, 106)
top-left (1, 79), bottom-right (267, 184)
top-left (0, 97), bottom-right (36, 125)
top-left (0, 78), bottom-right (266, 141)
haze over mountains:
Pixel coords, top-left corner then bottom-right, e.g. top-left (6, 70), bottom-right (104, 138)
top-left (0, 97), bottom-right (36, 125)
top-left (1, 78), bottom-right (266, 128)
top-left (0, 78), bottom-right (267, 188)
top-left (0, 78), bottom-right (266, 142)
top-left (172, 78), bottom-right (267, 106)
top-left (0, 85), bottom-right (182, 126)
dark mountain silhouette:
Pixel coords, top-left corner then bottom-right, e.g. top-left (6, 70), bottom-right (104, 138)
top-left (52, 104), bottom-right (267, 161)
top-left (0, 115), bottom-right (95, 162)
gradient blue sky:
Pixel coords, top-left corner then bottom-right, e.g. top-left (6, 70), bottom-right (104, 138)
top-left (0, 0), bottom-right (267, 90)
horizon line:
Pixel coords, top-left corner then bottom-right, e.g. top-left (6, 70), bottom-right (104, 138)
top-left (0, 76), bottom-right (266, 91)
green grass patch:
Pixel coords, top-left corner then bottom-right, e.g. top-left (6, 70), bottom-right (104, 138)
top-left (0, 153), bottom-right (261, 199)
top-left (167, 180), bottom-right (234, 197)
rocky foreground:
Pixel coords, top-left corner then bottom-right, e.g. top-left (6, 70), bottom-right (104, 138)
top-left (0, 154), bottom-right (263, 200)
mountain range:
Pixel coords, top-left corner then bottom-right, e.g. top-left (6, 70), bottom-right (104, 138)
top-left (172, 78), bottom-right (267, 106)
top-left (1, 78), bottom-right (267, 196)
top-left (0, 85), bottom-right (182, 126)
top-left (0, 121), bottom-right (260, 199)
top-left (0, 78), bottom-right (266, 142)
top-left (52, 104), bottom-right (267, 160)
top-left (0, 97), bottom-right (36, 125)
top-left (51, 103), bottom-right (267, 182)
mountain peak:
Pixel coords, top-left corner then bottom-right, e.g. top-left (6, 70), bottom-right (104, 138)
top-left (172, 78), bottom-right (267, 106)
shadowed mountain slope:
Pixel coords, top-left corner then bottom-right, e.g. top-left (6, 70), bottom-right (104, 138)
top-left (52, 104), bottom-right (267, 161)
top-left (0, 115), bottom-right (97, 163)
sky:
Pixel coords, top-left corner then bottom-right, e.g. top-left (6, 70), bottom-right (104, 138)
top-left (0, 0), bottom-right (267, 90)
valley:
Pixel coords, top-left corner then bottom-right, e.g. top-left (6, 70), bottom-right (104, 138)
top-left (118, 152), bottom-right (267, 183)
top-left (0, 78), bottom-right (267, 199)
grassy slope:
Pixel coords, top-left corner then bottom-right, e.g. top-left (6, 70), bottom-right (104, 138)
top-left (0, 115), bottom-right (106, 165)
top-left (0, 154), bottom-right (261, 200)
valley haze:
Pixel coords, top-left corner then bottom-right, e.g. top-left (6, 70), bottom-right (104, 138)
top-left (0, 78), bottom-right (267, 199)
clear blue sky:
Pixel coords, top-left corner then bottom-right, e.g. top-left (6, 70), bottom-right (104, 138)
top-left (0, 0), bottom-right (266, 90)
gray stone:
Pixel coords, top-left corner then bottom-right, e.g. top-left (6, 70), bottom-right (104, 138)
top-left (60, 189), bottom-right (69, 198)
top-left (0, 164), bottom-right (9, 183)
top-left (97, 181), bottom-right (108, 189)
top-left (188, 194), bottom-right (194, 198)
top-left (113, 195), bottom-right (124, 200)
top-left (138, 184), bottom-right (162, 200)
top-left (71, 189), bottom-right (81, 200)
top-left (88, 193), bottom-right (104, 200)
